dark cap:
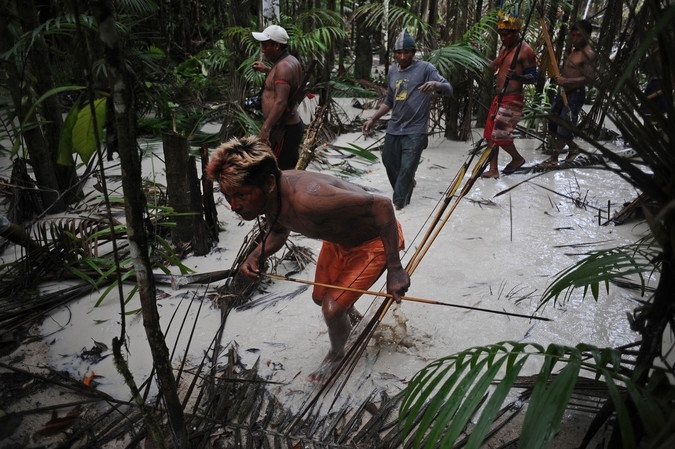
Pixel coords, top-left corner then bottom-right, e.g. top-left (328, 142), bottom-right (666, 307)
top-left (394, 30), bottom-right (416, 51)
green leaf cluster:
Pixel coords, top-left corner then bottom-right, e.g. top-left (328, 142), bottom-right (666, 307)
top-left (400, 342), bottom-right (673, 449)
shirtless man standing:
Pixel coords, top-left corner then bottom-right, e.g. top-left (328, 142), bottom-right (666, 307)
top-left (252, 25), bottom-right (304, 170)
top-left (541, 20), bottom-right (596, 166)
top-left (482, 10), bottom-right (538, 179)
top-left (206, 136), bottom-right (410, 383)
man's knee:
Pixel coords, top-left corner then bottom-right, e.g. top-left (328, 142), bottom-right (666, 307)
top-left (322, 295), bottom-right (348, 322)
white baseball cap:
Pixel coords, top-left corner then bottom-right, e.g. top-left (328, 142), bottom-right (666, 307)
top-left (252, 25), bottom-right (289, 44)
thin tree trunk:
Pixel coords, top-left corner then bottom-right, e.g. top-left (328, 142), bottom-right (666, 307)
top-left (353, 12), bottom-right (373, 80)
top-left (92, 1), bottom-right (189, 447)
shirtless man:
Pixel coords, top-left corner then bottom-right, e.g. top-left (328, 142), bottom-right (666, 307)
top-left (252, 25), bottom-right (304, 170)
top-left (482, 10), bottom-right (538, 179)
top-left (542, 20), bottom-right (596, 166)
top-left (206, 136), bottom-right (410, 383)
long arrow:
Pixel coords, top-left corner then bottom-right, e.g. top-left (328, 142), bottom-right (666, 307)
top-left (264, 273), bottom-right (551, 321)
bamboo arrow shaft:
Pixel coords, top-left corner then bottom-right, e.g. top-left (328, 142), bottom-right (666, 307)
top-left (538, 9), bottom-right (570, 110)
top-left (263, 273), bottom-right (550, 321)
top-left (407, 143), bottom-right (494, 273)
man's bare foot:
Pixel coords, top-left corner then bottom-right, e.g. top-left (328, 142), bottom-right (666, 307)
top-left (347, 307), bottom-right (363, 326)
top-left (481, 169), bottom-right (500, 179)
top-left (564, 148), bottom-right (580, 162)
top-left (307, 351), bottom-right (343, 384)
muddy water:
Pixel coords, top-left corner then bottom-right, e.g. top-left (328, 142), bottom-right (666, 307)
top-left (38, 131), bottom-right (648, 412)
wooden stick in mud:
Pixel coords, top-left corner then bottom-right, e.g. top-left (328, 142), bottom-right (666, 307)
top-left (152, 269), bottom-right (232, 288)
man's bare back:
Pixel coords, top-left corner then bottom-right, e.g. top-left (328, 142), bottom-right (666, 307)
top-left (273, 170), bottom-right (392, 247)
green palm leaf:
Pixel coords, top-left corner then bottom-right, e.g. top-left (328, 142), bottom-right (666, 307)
top-left (399, 342), bottom-right (672, 449)
top-left (329, 143), bottom-right (379, 161)
top-left (72, 97), bottom-right (107, 164)
top-left (540, 238), bottom-right (659, 305)
top-left (424, 44), bottom-right (488, 79)
top-left (354, 4), bottom-right (432, 42)
top-left (520, 345), bottom-right (582, 449)
top-left (466, 346), bottom-right (530, 448)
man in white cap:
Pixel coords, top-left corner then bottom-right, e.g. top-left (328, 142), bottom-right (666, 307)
top-left (251, 25), bottom-right (304, 170)
top-left (362, 30), bottom-right (453, 210)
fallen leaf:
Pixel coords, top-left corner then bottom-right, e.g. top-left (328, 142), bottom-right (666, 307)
top-left (35, 405), bottom-right (83, 436)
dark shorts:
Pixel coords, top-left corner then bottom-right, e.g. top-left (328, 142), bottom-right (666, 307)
top-left (548, 89), bottom-right (586, 140)
top-left (271, 121), bottom-right (304, 170)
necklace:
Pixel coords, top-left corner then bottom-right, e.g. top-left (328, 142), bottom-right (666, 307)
top-left (257, 176), bottom-right (283, 271)
top-left (494, 45), bottom-right (517, 75)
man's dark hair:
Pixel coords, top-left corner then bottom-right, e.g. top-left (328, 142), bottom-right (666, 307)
top-left (206, 136), bottom-right (281, 192)
top-left (244, 156), bottom-right (281, 189)
top-left (572, 20), bottom-right (593, 36)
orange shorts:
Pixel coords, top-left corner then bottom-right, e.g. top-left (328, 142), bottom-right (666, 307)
top-left (313, 221), bottom-right (405, 308)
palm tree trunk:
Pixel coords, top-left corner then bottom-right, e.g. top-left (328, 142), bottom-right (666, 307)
top-left (16, 0), bottom-right (78, 203)
top-left (163, 131), bottom-right (212, 255)
top-left (0, 0), bottom-right (66, 213)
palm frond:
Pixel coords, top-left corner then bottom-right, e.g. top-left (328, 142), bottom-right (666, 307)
top-left (400, 342), bottom-right (671, 449)
top-left (221, 26), bottom-right (260, 58)
top-left (328, 143), bottom-right (379, 162)
top-left (354, 4), bottom-right (432, 45)
top-left (424, 44), bottom-right (489, 79)
top-left (286, 9), bottom-right (347, 66)
top-left (539, 237), bottom-right (660, 306)
top-left (291, 8), bottom-right (346, 34)
top-left (329, 78), bottom-right (380, 98)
